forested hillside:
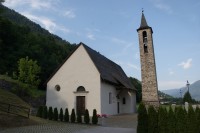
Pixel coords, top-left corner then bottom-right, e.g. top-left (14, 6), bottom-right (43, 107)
top-left (0, 4), bottom-right (76, 88)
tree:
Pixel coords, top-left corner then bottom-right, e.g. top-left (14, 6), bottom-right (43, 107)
top-left (137, 102), bottom-right (148, 133)
top-left (77, 111), bottom-right (82, 123)
top-left (17, 56), bottom-right (41, 86)
top-left (53, 108), bottom-right (58, 121)
top-left (48, 106), bottom-right (53, 120)
top-left (36, 106), bottom-right (43, 118)
top-left (92, 109), bottom-right (98, 124)
top-left (84, 109), bottom-right (90, 124)
top-left (148, 105), bottom-right (158, 133)
top-left (64, 108), bottom-right (69, 122)
top-left (129, 77), bottom-right (142, 103)
top-left (175, 106), bottom-right (187, 133)
top-left (183, 91), bottom-right (192, 103)
top-left (70, 109), bottom-right (76, 123)
top-left (59, 108), bottom-right (63, 121)
top-left (196, 107), bottom-right (200, 133)
top-left (187, 105), bottom-right (197, 133)
top-left (167, 106), bottom-right (176, 133)
top-left (42, 106), bottom-right (48, 119)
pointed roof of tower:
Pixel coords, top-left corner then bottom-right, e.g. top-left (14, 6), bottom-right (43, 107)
top-left (137, 11), bottom-right (153, 33)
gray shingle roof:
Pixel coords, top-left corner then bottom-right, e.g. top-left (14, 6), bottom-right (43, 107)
top-left (81, 43), bottom-right (135, 90)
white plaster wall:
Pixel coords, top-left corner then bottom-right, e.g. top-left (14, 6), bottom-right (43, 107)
top-left (120, 90), bottom-right (136, 113)
top-left (46, 45), bottom-right (101, 116)
top-left (101, 82), bottom-right (118, 115)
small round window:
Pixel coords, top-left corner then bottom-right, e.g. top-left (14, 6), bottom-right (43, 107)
top-left (55, 85), bottom-right (61, 91)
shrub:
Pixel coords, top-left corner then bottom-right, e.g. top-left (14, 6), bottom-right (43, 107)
top-left (71, 109), bottom-right (76, 123)
top-left (53, 108), bottom-right (58, 121)
top-left (77, 111), bottom-right (82, 123)
top-left (175, 106), bottom-right (187, 133)
top-left (36, 106), bottom-right (43, 117)
top-left (92, 109), bottom-right (98, 124)
top-left (84, 109), bottom-right (90, 124)
top-left (59, 108), bottom-right (63, 121)
top-left (64, 108), bottom-right (69, 122)
top-left (196, 107), bottom-right (200, 133)
top-left (158, 107), bottom-right (168, 133)
top-left (187, 105), bottom-right (197, 133)
top-left (137, 102), bottom-right (148, 133)
top-left (148, 105), bottom-right (158, 133)
top-left (48, 106), bottom-right (53, 120)
top-left (42, 106), bottom-right (48, 119)
top-left (167, 106), bottom-right (176, 133)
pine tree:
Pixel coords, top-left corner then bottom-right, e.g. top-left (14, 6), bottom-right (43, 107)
top-left (148, 105), bottom-right (158, 133)
top-left (42, 106), bottom-right (48, 119)
top-left (48, 106), bottom-right (53, 120)
top-left (70, 109), bottom-right (76, 123)
top-left (77, 111), bottom-right (82, 123)
top-left (59, 108), bottom-right (64, 121)
top-left (167, 106), bottom-right (176, 133)
top-left (84, 109), bottom-right (90, 124)
top-left (183, 91), bottom-right (192, 103)
top-left (137, 102), bottom-right (148, 133)
top-left (36, 106), bottom-right (43, 118)
top-left (187, 105), bottom-right (197, 133)
top-left (92, 109), bottom-right (98, 124)
top-left (53, 108), bottom-right (58, 121)
top-left (64, 108), bottom-right (69, 122)
top-left (175, 106), bottom-right (187, 133)
top-left (196, 107), bottom-right (200, 133)
top-left (158, 107), bottom-right (168, 133)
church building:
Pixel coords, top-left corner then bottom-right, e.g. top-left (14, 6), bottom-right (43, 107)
top-left (46, 42), bottom-right (137, 115)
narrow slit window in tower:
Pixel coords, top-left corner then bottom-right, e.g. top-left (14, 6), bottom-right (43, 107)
top-left (143, 31), bottom-right (148, 53)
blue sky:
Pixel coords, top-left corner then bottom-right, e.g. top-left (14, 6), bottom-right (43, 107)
top-left (3, 0), bottom-right (200, 90)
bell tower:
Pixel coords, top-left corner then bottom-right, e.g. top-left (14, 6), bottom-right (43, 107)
top-left (137, 11), bottom-right (159, 106)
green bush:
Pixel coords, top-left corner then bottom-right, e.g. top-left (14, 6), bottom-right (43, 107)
top-left (148, 105), bottom-right (158, 133)
top-left (158, 107), bottom-right (168, 133)
top-left (48, 106), bottom-right (53, 120)
top-left (137, 102), bottom-right (148, 133)
top-left (175, 106), bottom-right (187, 133)
top-left (196, 107), bottom-right (200, 133)
top-left (77, 111), bottom-right (82, 123)
top-left (167, 106), bottom-right (176, 133)
top-left (64, 108), bottom-right (69, 122)
top-left (187, 105), bottom-right (197, 133)
top-left (92, 109), bottom-right (98, 124)
top-left (59, 108), bottom-right (64, 121)
top-left (70, 109), bottom-right (76, 123)
top-left (42, 106), bottom-right (48, 119)
top-left (36, 106), bottom-right (43, 117)
top-left (84, 109), bottom-right (90, 124)
top-left (53, 108), bottom-right (58, 121)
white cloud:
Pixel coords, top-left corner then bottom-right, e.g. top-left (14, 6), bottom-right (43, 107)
top-left (127, 63), bottom-right (140, 71)
top-left (158, 81), bottom-right (185, 90)
top-left (63, 10), bottom-right (76, 18)
top-left (178, 58), bottom-right (192, 69)
top-left (149, 0), bottom-right (173, 14)
top-left (87, 33), bottom-right (95, 40)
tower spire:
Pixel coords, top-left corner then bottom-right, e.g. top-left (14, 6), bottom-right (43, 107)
top-left (137, 11), bottom-right (153, 33)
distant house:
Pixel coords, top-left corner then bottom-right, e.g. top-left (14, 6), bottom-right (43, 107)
top-left (46, 42), bottom-right (136, 115)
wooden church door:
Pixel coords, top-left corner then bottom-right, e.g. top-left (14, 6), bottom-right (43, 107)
top-left (76, 96), bottom-right (85, 115)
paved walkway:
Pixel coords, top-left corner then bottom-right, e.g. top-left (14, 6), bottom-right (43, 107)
top-left (0, 114), bottom-right (137, 133)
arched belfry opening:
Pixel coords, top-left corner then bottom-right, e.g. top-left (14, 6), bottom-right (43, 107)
top-left (142, 31), bottom-right (148, 53)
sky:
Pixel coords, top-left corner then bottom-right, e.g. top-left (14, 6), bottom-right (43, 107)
top-left (3, 0), bottom-right (200, 90)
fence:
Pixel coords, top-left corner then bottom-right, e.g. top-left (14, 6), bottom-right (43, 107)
top-left (0, 101), bottom-right (30, 118)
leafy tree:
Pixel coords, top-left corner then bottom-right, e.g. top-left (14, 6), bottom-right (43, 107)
top-left (17, 56), bottom-right (41, 86)
top-left (158, 107), bottom-right (168, 133)
top-left (77, 111), bottom-right (82, 123)
top-left (59, 108), bottom-right (63, 121)
top-left (53, 108), bottom-right (58, 121)
top-left (48, 106), bottom-right (53, 120)
top-left (148, 105), bottom-right (158, 133)
top-left (129, 77), bottom-right (142, 103)
top-left (167, 106), bottom-right (176, 133)
top-left (92, 109), bottom-right (98, 124)
top-left (70, 109), bottom-right (76, 123)
top-left (36, 106), bottom-right (43, 117)
top-left (137, 102), bottom-right (148, 133)
top-left (84, 109), bottom-right (90, 124)
top-left (183, 91), bottom-right (192, 103)
top-left (187, 105), bottom-right (197, 133)
top-left (64, 108), bottom-right (69, 122)
top-left (42, 106), bottom-right (48, 119)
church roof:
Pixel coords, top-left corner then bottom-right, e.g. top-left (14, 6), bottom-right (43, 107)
top-left (46, 42), bottom-right (136, 91)
top-left (81, 43), bottom-right (135, 90)
top-left (137, 12), bottom-right (153, 33)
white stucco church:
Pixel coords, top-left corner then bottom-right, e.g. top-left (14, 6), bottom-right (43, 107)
top-left (46, 42), bottom-right (136, 115)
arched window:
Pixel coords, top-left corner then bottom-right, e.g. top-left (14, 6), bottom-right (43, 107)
top-left (142, 31), bottom-right (148, 53)
top-left (77, 86), bottom-right (86, 92)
